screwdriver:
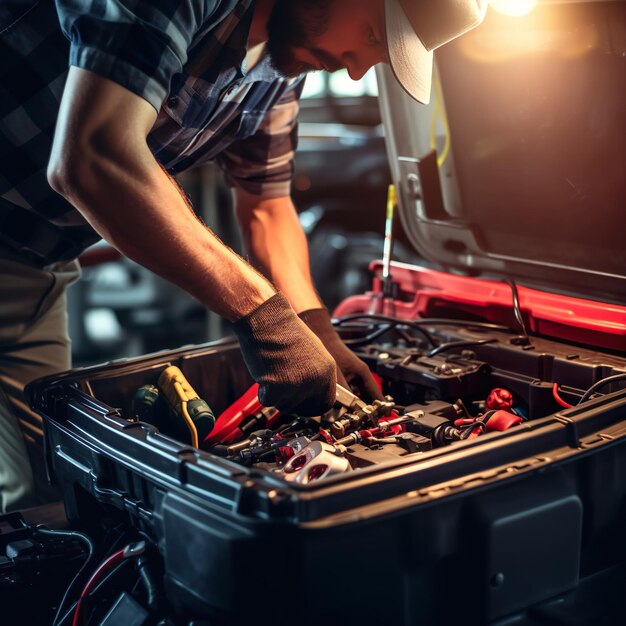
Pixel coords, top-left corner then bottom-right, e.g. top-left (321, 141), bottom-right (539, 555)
top-left (382, 183), bottom-right (396, 298)
top-left (158, 365), bottom-right (215, 447)
top-left (369, 184), bottom-right (397, 315)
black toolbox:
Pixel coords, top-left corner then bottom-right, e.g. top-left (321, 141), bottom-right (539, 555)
top-left (26, 324), bottom-right (626, 625)
top-left (27, 1), bottom-right (626, 625)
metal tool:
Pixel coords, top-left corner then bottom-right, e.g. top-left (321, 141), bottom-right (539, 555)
top-left (323, 384), bottom-right (396, 439)
top-left (322, 383), bottom-right (368, 423)
top-left (382, 183), bottom-right (396, 298)
top-left (280, 441), bottom-right (350, 484)
top-left (370, 184), bottom-right (398, 315)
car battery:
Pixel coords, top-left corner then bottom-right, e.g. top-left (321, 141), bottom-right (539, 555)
top-left (26, 2), bottom-right (626, 625)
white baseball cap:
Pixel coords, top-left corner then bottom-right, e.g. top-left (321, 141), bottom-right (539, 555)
top-left (385, 0), bottom-right (489, 104)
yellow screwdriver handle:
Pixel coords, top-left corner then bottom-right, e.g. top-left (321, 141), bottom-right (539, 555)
top-left (158, 366), bottom-right (215, 447)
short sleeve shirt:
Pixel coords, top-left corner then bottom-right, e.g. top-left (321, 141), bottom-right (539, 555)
top-left (0, 0), bottom-right (304, 265)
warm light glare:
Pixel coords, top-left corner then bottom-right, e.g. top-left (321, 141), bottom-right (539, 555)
top-left (458, 21), bottom-right (598, 64)
top-left (489, 0), bottom-right (537, 17)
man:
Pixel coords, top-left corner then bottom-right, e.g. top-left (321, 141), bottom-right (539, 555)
top-left (0, 0), bottom-right (487, 510)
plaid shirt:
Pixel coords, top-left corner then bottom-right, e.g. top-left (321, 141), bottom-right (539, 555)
top-left (0, 0), bottom-right (304, 266)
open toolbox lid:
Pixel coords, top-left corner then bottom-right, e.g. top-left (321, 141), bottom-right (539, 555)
top-left (375, 0), bottom-right (625, 305)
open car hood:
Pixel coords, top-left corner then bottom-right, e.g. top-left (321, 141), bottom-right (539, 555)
top-left (376, 0), bottom-right (625, 304)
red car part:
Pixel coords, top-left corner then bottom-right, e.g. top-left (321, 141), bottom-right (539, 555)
top-left (334, 262), bottom-right (626, 352)
top-left (454, 410), bottom-right (523, 439)
top-left (486, 388), bottom-right (514, 411)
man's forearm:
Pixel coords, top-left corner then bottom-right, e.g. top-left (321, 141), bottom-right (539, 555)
top-left (48, 68), bottom-right (274, 321)
top-left (59, 157), bottom-right (274, 320)
top-left (234, 191), bottom-right (322, 313)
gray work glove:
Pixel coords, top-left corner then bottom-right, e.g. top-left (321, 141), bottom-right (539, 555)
top-left (298, 308), bottom-right (384, 402)
top-left (231, 293), bottom-right (337, 416)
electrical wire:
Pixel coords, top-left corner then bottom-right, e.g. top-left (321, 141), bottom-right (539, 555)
top-left (335, 314), bottom-right (518, 362)
top-left (552, 383), bottom-right (574, 409)
top-left (411, 318), bottom-right (515, 332)
top-left (336, 314), bottom-right (516, 332)
top-left (504, 278), bottom-right (531, 342)
top-left (341, 323), bottom-right (397, 347)
top-left (577, 373), bottom-right (626, 405)
top-left (72, 548), bottom-right (127, 626)
top-left (55, 524), bottom-right (132, 626)
top-left (55, 560), bottom-right (134, 626)
top-left (72, 542), bottom-right (145, 626)
top-left (459, 421), bottom-right (486, 440)
top-left (426, 338), bottom-right (496, 358)
top-left (333, 313), bottom-right (437, 345)
top-left (57, 602), bottom-right (79, 626)
top-left (34, 527), bottom-right (95, 626)
top-left (334, 314), bottom-right (518, 351)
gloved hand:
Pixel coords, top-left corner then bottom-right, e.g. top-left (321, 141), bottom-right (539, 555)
top-left (231, 293), bottom-right (337, 416)
top-left (298, 307), bottom-right (384, 402)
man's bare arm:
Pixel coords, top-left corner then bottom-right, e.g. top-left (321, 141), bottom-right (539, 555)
top-left (234, 189), bottom-right (322, 313)
top-left (48, 67), bottom-right (275, 320)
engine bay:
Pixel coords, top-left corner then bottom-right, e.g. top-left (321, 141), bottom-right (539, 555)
top-left (124, 313), bottom-right (626, 485)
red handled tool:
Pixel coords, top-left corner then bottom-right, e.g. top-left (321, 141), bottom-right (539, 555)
top-left (204, 384), bottom-right (281, 445)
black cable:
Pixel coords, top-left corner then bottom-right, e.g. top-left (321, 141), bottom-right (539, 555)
top-left (34, 526), bottom-right (95, 626)
top-left (426, 339), bottom-right (496, 358)
top-left (336, 313), bottom-right (514, 333)
top-left (504, 278), bottom-right (531, 342)
top-left (410, 318), bottom-right (514, 332)
top-left (341, 323), bottom-right (395, 347)
top-left (333, 314), bottom-right (437, 345)
top-left (334, 313), bottom-right (519, 357)
top-left (578, 373), bottom-right (626, 405)
top-left (459, 421), bottom-right (486, 440)
top-left (137, 554), bottom-right (164, 612)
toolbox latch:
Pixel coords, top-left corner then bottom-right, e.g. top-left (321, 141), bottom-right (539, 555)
top-left (91, 479), bottom-right (153, 523)
top-left (553, 415), bottom-right (580, 448)
top-left (473, 470), bottom-right (582, 621)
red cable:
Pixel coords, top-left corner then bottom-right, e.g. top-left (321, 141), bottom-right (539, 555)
top-left (552, 383), bottom-right (574, 409)
top-left (72, 548), bottom-right (129, 626)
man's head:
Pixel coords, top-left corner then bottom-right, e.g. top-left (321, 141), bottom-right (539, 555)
top-left (267, 0), bottom-right (387, 81)
top-left (266, 0), bottom-right (488, 104)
